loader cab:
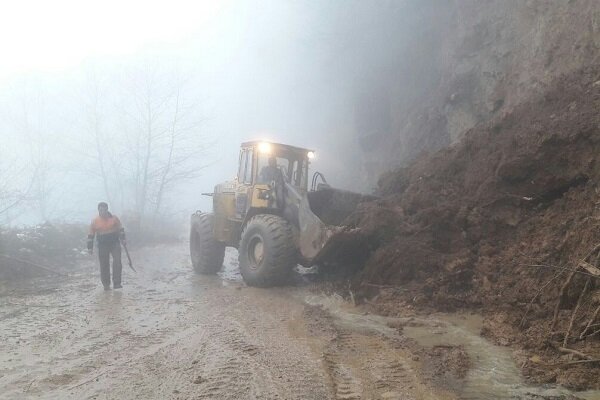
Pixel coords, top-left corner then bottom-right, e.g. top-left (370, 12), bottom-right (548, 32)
top-left (237, 141), bottom-right (313, 191)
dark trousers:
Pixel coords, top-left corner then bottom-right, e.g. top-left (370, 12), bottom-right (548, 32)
top-left (98, 241), bottom-right (122, 288)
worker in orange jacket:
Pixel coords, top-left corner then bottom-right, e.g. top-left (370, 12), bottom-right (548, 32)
top-left (87, 202), bottom-right (126, 290)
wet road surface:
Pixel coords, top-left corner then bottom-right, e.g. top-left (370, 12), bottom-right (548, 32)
top-left (2, 243), bottom-right (597, 400)
top-left (0, 243), bottom-right (445, 400)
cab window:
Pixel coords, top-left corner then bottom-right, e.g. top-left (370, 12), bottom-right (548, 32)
top-left (290, 159), bottom-right (306, 187)
top-left (238, 150), bottom-right (247, 182)
top-left (256, 154), bottom-right (289, 184)
top-left (238, 149), bottom-right (254, 184)
top-left (243, 149), bottom-right (253, 184)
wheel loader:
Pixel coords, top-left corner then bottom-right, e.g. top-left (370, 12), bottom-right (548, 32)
top-left (190, 141), bottom-right (372, 287)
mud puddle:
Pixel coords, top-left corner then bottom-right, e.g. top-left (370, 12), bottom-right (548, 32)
top-left (304, 294), bottom-right (600, 400)
top-left (217, 247), bottom-right (243, 284)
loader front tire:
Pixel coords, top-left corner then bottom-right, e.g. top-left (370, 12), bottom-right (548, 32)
top-left (190, 213), bottom-right (225, 274)
top-left (239, 214), bottom-right (297, 287)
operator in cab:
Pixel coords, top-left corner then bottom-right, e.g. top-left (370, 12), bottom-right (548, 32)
top-left (259, 156), bottom-right (284, 184)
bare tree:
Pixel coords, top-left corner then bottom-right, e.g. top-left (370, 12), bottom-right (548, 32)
top-left (0, 159), bottom-right (36, 224)
top-left (2, 79), bottom-right (59, 222)
top-left (119, 59), bottom-right (213, 226)
top-left (151, 74), bottom-right (213, 218)
top-left (86, 71), bottom-right (114, 207)
top-left (80, 68), bottom-right (128, 210)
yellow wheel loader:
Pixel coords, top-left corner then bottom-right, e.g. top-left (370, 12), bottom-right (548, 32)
top-left (190, 141), bottom-right (372, 287)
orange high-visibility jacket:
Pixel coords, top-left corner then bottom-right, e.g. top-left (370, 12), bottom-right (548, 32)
top-left (88, 213), bottom-right (124, 248)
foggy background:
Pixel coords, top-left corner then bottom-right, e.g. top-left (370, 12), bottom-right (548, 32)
top-left (0, 0), bottom-right (414, 227)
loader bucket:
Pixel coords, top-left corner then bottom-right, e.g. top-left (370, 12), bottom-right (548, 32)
top-left (307, 188), bottom-right (374, 226)
top-left (285, 184), bottom-right (375, 266)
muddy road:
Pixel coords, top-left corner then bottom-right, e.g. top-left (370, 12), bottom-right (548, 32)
top-left (1, 243), bottom-right (597, 399)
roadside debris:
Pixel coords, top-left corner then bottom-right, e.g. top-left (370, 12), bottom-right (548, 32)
top-left (350, 67), bottom-right (600, 389)
top-left (0, 223), bottom-right (86, 282)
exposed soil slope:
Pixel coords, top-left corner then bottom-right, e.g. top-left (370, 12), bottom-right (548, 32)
top-left (351, 66), bottom-right (600, 389)
top-left (354, 1), bottom-right (600, 186)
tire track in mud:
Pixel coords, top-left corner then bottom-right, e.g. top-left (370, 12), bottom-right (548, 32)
top-left (64, 287), bottom-right (332, 400)
top-left (306, 303), bottom-right (427, 400)
top-left (323, 331), bottom-right (363, 400)
top-left (187, 301), bottom-right (331, 400)
top-left (191, 322), bottom-right (261, 399)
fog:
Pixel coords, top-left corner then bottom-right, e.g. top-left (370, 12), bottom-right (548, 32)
top-left (0, 0), bottom-right (412, 226)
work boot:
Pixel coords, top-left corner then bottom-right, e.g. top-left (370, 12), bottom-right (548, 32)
top-left (103, 285), bottom-right (111, 291)
top-left (113, 284), bottom-right (122, 289)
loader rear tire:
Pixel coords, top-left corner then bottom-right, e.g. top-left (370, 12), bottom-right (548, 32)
top-left (190, 213), bottom-right (225, 274)
top-left (239, 214), bottom-right (297, 287)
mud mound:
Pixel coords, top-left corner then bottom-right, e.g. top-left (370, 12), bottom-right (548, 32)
top-left (352, 67), bottom-right (600, 389)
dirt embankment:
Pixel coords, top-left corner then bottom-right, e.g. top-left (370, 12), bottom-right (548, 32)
top-left (350, 67), bottom-right (600, 389)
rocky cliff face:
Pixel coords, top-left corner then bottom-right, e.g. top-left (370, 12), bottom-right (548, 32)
top-left (354, 0), bottom-right (600, 184)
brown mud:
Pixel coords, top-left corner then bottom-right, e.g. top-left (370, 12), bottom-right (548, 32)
top-left (349, 66), bottom-right (600, 390)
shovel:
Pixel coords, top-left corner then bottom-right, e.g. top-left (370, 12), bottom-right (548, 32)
top-left (121, 242), bottom-right (137, 273)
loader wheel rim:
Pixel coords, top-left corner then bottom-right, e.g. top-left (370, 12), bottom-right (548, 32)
top-left (248, 235), bottom-right (264, 269)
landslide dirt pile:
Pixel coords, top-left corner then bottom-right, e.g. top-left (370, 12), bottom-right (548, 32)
top-left (351, 67), bottom-right (600, 389)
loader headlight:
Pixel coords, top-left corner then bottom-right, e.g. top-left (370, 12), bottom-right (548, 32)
top-left (258, 190), bottom-right (271, 200)
top-left (307, 151), bottom-right (315, 159)
top-left (258, 142), bottom-right (272, 154)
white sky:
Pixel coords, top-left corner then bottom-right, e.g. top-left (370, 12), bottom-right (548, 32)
top-left (0, 0), bottom-right (228, 81)
top-left (0, 0), bottom-right (369, 223)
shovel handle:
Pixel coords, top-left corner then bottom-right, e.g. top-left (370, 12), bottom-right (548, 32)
top-left (122, 242), bottom-right (137, 273)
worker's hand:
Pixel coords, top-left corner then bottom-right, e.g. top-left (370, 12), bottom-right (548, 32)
top-left (121, 239), bottom-right (127, 247)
